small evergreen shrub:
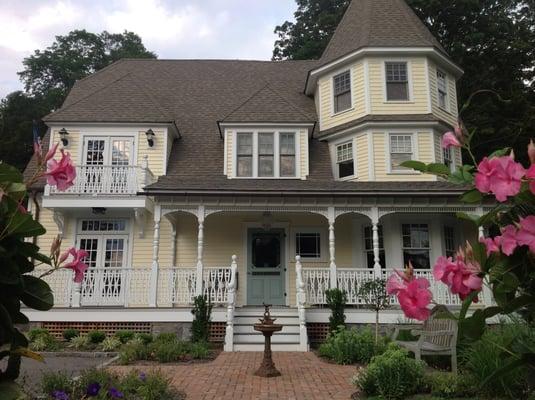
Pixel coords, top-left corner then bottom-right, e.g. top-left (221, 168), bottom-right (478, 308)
top-left (87, 330), bottom-right (106, 344)
top-left (325, 288), bottom-right (347, 332)
top-left (191, 295), bottom-right (212, 343)
top-left (114, 330), bottom-right (135, 344)
top-left (62, 328), bottom-right (80, 341)
top-left (69, 335), bottom-right (91, 350)
top-left (424, 371), bottom-right (477, 399)
top-left (134, 332), bottom-right (153, 344)
top-left (354, 343), bottom-right (426, 400)
top-left (100, 337), bottom-right (122, 351)
top-left (318, 326), bottom-right (388, 364)
top-left (189, 342), bottom-right (210, 359)
top-left (29, 334), bottom-right (59, 351)
top-left (27, 328), bottom-right (49, 342)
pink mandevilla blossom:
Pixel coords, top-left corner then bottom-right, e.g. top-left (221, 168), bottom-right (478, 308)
top-left (441, 131), bottom-right (461, 149)
top-left (454, 124), bottom-right (463, 139)
top-left (45, 149), bottom-right (76, 191)
top-left (60, 248), bottom-right (89, 283)
top-left (526, 165), bottom-right (535, 196)
top-left (500, 225), bottom-right (518, 256)
top-left (479, 236), bottom-right (501, 256)
top-left (474, 156), bottom-right (526, 202)
top-left (386, 265), bottom-right (432, 321)
top-left (516, 216), bottom-right (535, 253)
top-left (433, 247), bottom-right (483, 301)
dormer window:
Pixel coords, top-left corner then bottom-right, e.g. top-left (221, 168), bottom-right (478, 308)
top-left (437, 70), bottom-right (448, 109)
top-left (385, 62), bottom-right (409, 101)
top-left (333, 70), bottom-right (352, 113)
top-left (235, 130), bottom-right (297, 178)
top-left (336, 142), bottom-right (354, 178)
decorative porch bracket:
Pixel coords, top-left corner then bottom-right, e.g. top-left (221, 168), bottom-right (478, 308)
top-left (224, 255), bottom-right (238, 352)
top-left (295, 256), bottom-right (309, 351)
top-left (149, 205), bottom-right (161, 307)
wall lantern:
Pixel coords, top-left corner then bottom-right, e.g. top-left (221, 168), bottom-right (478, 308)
top-left (58, 128), bottom-right (69, 147)
top-left (145, 129), bottom-right (155, 147)
top-left (261, 211), bottom-right (273, 231)
top-left (92, 207), bottom-right (107, 215)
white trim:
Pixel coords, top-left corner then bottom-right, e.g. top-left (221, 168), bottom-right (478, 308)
top-left (42, 197), bottom-right (151, 209)
top-left (219, 122), bottom-right (314, 128)
top-left (436, 68), bottom-right (450, 112)
top-left (330, 67), bottom-right (353, 116)
top-left (223, 129), bottom-right (229, 175)
top-left (382, 59), bottom-right (413, 103)
top-left (367, 131), bottom-right (375, 180)
top-left (385, 131), bottom-right (421, 175)
top-left (424, 58), bottom-right (432, 113)
top-left (162, 127), bottom-right (169, 175)
top-left (363, 59), bottom-right (371, 114)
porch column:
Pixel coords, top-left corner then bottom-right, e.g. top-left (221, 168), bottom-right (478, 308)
top-left (195, 205), bottom-right (205, 296)
top-left (149, 205), bottom-right (161, 307)
top-left (476, 207), bottom-right (492, 305)
top-left (476, 206), bottom-right (485, 239)
top-left (371, 207), bottom-right (382, 278)
top-left (328, 206), bottom-right (337, 288)
top-left (171, 221), bottom-right (177, 267)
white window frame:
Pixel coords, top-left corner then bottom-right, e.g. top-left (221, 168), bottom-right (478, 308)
top-left (443, 146), bottom-right (455, 172)
top-left (383, 60), bottom-right (413, 103)
top-left (233, 130), bottom-right (300, 179)
top-left (335, 141), bottom-right (356, 180)
top-left (436, 69), bottom-right (449, 111)
top-left (386, 132), bottom-right (419, 174)
top-left (291, 227), bottom-right (327, 261)
top-left (332, 69), bottom-right (353, 115)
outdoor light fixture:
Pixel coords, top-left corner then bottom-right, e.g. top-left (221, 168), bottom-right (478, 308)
top-left (91, 207), bottom-right (107, 215)
top-left (145, 128), bottom-right (155, 147)
top-left (59, 128), bottom-right (69, 147)
top-left (261, 211), bottom-right (273, 231)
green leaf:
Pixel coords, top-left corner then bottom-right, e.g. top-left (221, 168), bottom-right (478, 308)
top-left (0, 381), bottom-right (28, 400)
top-left (502, 272), bottom-right (520, 292)
top-left (460, 189), bottom-right (483, 203)
top-left (426, 163), bottom-right (451, 176)
top-left (20, 275), bottom-right (53, 311)
top-left (0, 164), bottom-right (23, 184)
top-left (431, 304), bottom-right (458, 320)
top-left (488, 147), bottom-right (512, 158)
top-left (449, 165), bottom-right (474, 185)
top-left (459, 291), bottom-right (479, 321)
top-left (455, 212), bottom-right (480, 225)
top-left (459, 309), bottom-right (486, 340)
top-left (400, 160), bottom-right (427, 173)
top-left (6, 213), bottom-right (45, 238)
top-left (472, 241), bottom-right (487, 266)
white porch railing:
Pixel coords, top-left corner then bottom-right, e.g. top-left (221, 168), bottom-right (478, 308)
top-left (158, 267), bottom-right (197, 306)
top-left (203, 267), bottom-right (233, 304)
top-left (48, 164), bottom-right (155, 195)
top-left (337, 268), bottom-right (376, 305)
top-left (302, 268), bottom-right (331, 304)
top-left (29, 268), bottom-right (74, 307)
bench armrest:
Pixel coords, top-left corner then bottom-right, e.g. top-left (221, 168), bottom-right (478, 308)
top-left (415, 330), bottom-right (455, 338)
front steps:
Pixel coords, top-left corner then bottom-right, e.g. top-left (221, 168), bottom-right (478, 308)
top-left (230, 307), bottom-right (305, 352)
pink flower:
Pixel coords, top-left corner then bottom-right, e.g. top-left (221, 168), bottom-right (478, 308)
top-left (45, 149), bottom-right (76, 191)
top-left (516, 216), bottom-right (535, 253)
top-left (526, 165), bottom-right (535, 196)
top-left (387, 267), bottom-right (432, 321)
top-left (60, 248), bottom-right (89, 283)
top-left (500, 225), bottom-right (518, 256)
top-left (474, 156), bottom-right (526, 202)
top-left (44, 142), bottom-right (59, 164)
top-left (479, 236), bottom-right (501, 256)
top-left (528, 139), bottom-right (535, 165)
top-left (433, 251), bottom-right (482, 301)
top-left (441, 132), bottom-right (461, 149)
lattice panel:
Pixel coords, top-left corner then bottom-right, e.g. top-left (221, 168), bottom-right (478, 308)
top-left (307, 323), bottom-right (330, 343)
top-left (41, 321), bottom-right (151, 340)
top-left (209, 322), bottom-right (226, 342)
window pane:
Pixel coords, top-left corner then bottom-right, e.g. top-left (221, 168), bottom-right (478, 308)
top-left (391, 153), bottom-right (411, 170)
top-left (390, 135), bottom-right (413, 171)
top-left (387, 82), bottom-right (409, 101)
top-left (334, 91), bottom-right (352, 113)
top-left (237, 156), bottom-right (252, 177)
top-left (338, 161), bottom-right (354, 178)
top-left (258, 133), bottom-right (274, 155)
top-left (333, 71), bottom-right (351, 95)
top-left (280, 133), bottom-right (296, 177)
top-left (237, 133), bottom-right (252, 155)
top-left (444, 226), bottom-right (455, 257)
top-left (337, 142), bottom-right (353, 163)
top-left (296, 233), bottom-right (321, 258)
top-left (402, 224), bottom-right (430, 249)
top-left (366, 251), bottom-right (386, 269)
top-left (386, 62), bottom-right (408, 82)
top-left (280, 155), bottom-right (295, 177)
top-left (252, 234), bottom-right (280, 268)
top-left (258, 155), bottom-right (274, 177)
top-left (403, 250), bottom-right (430, 269)
top-left (364, 226), bottom-right (384, 250)
top-left (280, 133), bottom-right (295, 155)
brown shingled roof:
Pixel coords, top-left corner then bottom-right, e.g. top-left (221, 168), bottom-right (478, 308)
top-left (319, 0), bottom-right (447, 67)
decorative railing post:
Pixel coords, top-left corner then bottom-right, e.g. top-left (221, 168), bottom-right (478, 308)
top-left (327, 206), bottom-right (337, 288)
top-left (195, 206), bottom-right (205, 296)
top-left (371, 207), bottom-right (382, 278)
top-left (139, 155), bottom-right (149, 191)
top-left (71, 282), bottom-right (82, 308)
top-left (295, 256), bottom-right (309, 351)
top-left (224, 255), bottom-right (238, 352)
top-left (149, 205), bottom-right (161, 307)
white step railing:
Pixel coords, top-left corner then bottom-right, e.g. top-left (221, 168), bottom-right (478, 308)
top-left (47, 163), bottom-right (154, 196)
top-left (224, 256), bottom-right (238, 352)
top-left (295, 256), bottom-right (309, 351)
top-left (337, 268), bottom-right (376, 305)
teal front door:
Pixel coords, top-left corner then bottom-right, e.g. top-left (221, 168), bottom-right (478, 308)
top-left (247, 229), bottom-right (286, 305)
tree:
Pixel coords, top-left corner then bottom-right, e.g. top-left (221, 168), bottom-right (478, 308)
top-left (358, 278), bottom-right (391, 345)
top-left (272, 0), bottom-right (535, 162)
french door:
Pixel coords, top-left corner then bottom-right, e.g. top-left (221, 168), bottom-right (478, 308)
top-left (81, 137), bottom-right (135, 193)
top-left (77, 234), bottom-right (129, 306)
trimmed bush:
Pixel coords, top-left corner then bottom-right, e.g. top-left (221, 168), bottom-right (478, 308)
top-left (325, 288), bottom-right (347, 332)
top-left (27, 328), bottom-right (49, 342)
top-left (318, 326), bottom-right (388, 365)
top-left (354, 343), bottom-right (426, 400)
top-left (134, 332), bottom-right (153, 344)
top-left (28, 330), bottom-right (59, 351)
top-left (100, 337), bottom-right (122, 351)
top-left (87, 330), bottom-right (106, 344)
top-left (114, 330), bottom-right (135, 344)
top-left (118, 338), bottom-right (148, 365)
top-left (69, 335), bottom-right (90, 350)
top-left (190, 342), bottom-right (210, 359)
top-left (62, 328), bottom-right (80, 341)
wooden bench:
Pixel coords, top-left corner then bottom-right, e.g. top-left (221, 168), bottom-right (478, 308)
top-left (392, 313), bottom-right (458, 373)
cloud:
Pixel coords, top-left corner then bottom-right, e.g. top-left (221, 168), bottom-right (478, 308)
top-left (0, 0), bottom-right (296, 98)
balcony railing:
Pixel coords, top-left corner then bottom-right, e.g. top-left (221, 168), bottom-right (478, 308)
top-left (47, 164), bottom-right (155, 196)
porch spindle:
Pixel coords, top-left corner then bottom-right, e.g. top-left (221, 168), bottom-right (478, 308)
top-left (149, 205), bottom-right (161, 307)
top-left (328, 207), bottom-right (337, 288)
top-left (195, 206), bottom-right (205, 296)
top-left (371, 208), bottom-right (382, 278)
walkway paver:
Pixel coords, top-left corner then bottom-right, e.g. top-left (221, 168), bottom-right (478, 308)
top-left (113, 352), bottom-right (356, 399)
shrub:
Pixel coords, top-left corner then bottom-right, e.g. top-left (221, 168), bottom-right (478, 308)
top-left (134, 332), bottom-right (153, 344)
top-left (424, 371), bottom-right (477, 399)
top-left (325, 288), bottom-right (347, 332)
top-left (354, 343), bottom-right (426, 400)
top-left (114, 330), bottom-right (135, 344)
top-left (191, 295), bottom-right (212, 343)
top-left (62, 328), bottom-right (80, 341)
top-left (100, 337), bottom-right (122, 351)
top-left (461, 321), bottom-right (535, 399)
top-left (27, 328), bottom-right (49, 342)
top-left (155, 332), bottom-right (177, 343)
top-left (118, 339), bottom-right (148, 365)
top-left (190, 342), bottom-right (210, 359)
top-left (29, 334), bottom-right (59, 351)
top-left (41, 371), bottom-right (72, 397)
top-left (69, 335), bottom-right (90, 350)
top-left (151, 340), bottom-right (188, 363)
top-left (318, 326), bottom-right (387, 365)
top-left (87, 330), bottom-right (106, 344)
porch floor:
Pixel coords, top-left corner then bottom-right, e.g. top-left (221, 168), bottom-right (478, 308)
top-left (112, 352), bottom-right (356, 399)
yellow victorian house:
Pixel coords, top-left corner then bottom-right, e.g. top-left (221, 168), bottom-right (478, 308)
top-left (24, 0), bottom-right (489, 351)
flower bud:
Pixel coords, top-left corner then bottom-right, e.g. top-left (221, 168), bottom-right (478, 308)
top-left (528, 139), bottom-right (535, 165)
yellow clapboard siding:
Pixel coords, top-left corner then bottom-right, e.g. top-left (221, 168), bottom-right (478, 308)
top-left (137, 129), bottom-right (165, 177)
top-left (355, 134), bottom-right (369, 180)
top-left (51, 129), bottom-right (80, 163)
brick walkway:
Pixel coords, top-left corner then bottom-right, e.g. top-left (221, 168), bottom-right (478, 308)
top-left (113, 352), bottom-right (357, 399)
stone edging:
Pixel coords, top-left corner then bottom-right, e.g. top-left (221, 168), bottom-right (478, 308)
top-left (40, 351), bottom-right (118, 358)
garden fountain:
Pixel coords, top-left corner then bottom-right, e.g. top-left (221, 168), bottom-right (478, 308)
top-left (253, 303), bottom-right (282, 377)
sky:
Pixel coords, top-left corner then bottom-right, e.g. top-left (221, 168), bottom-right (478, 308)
top-left (0, 0), bottom-right (297, 99)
